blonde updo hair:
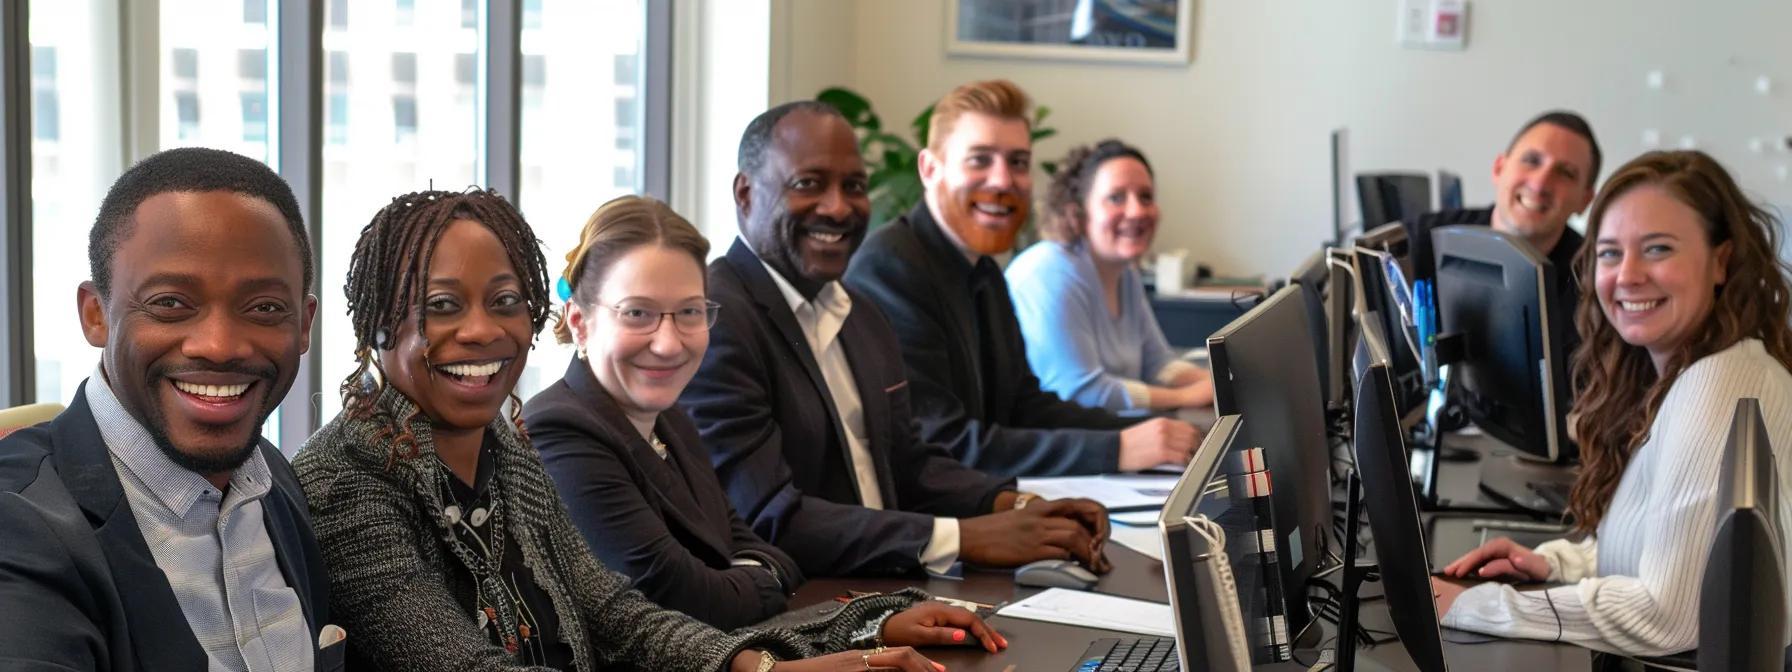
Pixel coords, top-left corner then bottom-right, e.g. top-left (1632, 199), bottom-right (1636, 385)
top-left (551, 195), bottom-right (709, 345)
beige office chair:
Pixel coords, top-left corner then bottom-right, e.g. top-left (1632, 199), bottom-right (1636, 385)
top-left (0, 402), bottom-right (63, 438)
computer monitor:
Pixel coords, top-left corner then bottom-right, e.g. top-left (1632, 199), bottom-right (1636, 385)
top-left (1432, 225), bottom-right (1574, 463)
top-left (1324, 249), bottom-right (1356, 413)
top-left (1699, 398), bottom-right (1787, 672)
top-left (1160, 414), bottom-right (1257, 670)
top-left (1208, 285), bottom-right (1332, 639)
top-left (1438, 170), bottom-right (1464, 210)
top-left (1356, 172), bottom-right (1432, 229)
top-left (1349, 244), bottom-right (1427, 417)
top-left (1351, 314), bottom-right (1449, 671)
top-left (1288, 249), bottom-right (1334, 409)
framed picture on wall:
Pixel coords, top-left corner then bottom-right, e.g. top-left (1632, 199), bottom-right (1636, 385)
top-left (947, 0), bottom-right (1193, 64)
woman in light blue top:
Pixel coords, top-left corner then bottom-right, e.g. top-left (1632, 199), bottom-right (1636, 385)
top-left (1007, 139), bottom-right (1214, 413)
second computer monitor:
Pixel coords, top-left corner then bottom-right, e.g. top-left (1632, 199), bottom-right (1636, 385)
top-left (1208, 284), bottom-right (1331, 639)
top-left (1352, 314), bottom-right (1449, 672)
top-left (1432, 225), bottom-right (1575, 462)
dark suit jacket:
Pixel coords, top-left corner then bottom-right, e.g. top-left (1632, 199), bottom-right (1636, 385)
top-left (679, 239), bottom-right (1015, 577)
top-left (523, 358), bottom-right (802, 630)
top-left (1404, 206), bottom-right (1584, 355)
top-left (0, 382), bottom-right (341, 671)
top-left (842, 204), bottom-right (1137, 477)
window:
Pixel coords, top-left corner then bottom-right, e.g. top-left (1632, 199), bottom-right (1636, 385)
top-left (160, 1), bottom-right (273, 160)
top-left (392, 94), bottom-right (418, 142)
top-left (171, 47), bottom-right (198, 80)
top-left (174, 91), bottom-right (200, 138)
top-left (319, 0), bottom-right (483, 421)
top-left (30, 0), bottom-right (127, 405)
top-left (241, 91), bottom-right (267, 143)
top-left (455, 52), bottom-right (475, 87)
top-left (395, 0), bottom-right (415, 27)
top-left (30, 47), bottom-right (57, 141)
top-left (392, 52), bottom-right (417, 85)
top-left (516, 0), bottom-right (647, 403)
top-left (462, 0), bottom-right (478, 29)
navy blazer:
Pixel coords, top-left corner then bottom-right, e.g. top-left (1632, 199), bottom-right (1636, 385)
top-left (842, 204), bottom-right (1138, 477)
top-left (0, 382), bottom-right (341, 671)
top-left (680, 239), bottom-right (1014, 578)
top-left (523, 358), bottom-right (802, 630)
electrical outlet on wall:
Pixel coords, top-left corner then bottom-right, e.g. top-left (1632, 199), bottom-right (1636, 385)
top-left (1397, 0), bottom-right (1468, 50)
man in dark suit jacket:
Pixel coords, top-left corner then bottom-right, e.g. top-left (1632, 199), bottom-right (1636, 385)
top-left (842, 80), bottom-right (1197, 478)
top-left (681, 101), bottom-right (1113, 578)
top-left (0, 148), bottom-right (341, 671)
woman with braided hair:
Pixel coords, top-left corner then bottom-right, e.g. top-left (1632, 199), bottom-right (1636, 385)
top-left (295, 188), bottom-right (956, 671)
top-left (1006, 139), bottom-right (1214, 413)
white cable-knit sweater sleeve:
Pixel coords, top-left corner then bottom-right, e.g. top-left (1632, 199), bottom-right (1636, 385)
top-left (1444, 347), bottom-right (1779, 656)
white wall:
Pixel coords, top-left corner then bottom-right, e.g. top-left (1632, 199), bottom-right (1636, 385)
top-left (768, 0), bottom-right (1792, 277)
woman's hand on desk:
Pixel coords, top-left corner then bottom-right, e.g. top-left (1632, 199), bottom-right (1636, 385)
top-left (1439, 537), bottom-right (1552, 582)
top-left (731, 647), bottom-right (945, 672)
top-left (959, 498), bottom-right (1113, 573)
top-left (882, 601), bottom-right (1009, 653)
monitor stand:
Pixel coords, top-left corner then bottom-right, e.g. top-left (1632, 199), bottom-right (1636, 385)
top-left (1478, 456), bottom-right (1578, 517)
top-left (1333, 472), bottom-right (1366, 672)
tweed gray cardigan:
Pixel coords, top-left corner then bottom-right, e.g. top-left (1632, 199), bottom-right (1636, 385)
top-left (296, 387), bottom-right (921, 671)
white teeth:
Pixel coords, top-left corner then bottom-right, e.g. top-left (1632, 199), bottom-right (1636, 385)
top-left (1620, 299), bottom-right (1662, 312)
top-left (173, 381), bottom-right (250, 399)
top-left (808, 231), bottom-right (843, 243)
top-left (440, 361), bottom-right (502, 377)
top-left (973, 203), bottom-right (1011, 216)
top-left (1516, 192), bottom-right (1547, 213)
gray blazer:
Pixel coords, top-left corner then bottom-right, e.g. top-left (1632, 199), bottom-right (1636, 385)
top-left (295, 386), bottom-right (916, 672)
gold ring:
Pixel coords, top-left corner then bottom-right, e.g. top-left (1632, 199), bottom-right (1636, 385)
top-left (861, 649), bottom-right (874, 671)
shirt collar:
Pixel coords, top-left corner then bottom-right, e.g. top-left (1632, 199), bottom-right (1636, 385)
top-left (86, 364), bottom-right (273, 516)
top-left (749, 240), bottom-right (851, 320)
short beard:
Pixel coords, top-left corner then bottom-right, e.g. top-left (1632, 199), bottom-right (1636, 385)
top-left (146, 420), bottom-right (265, 477)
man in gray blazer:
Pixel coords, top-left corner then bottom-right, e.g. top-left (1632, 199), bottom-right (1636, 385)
top-left (681, 101), bottom-right (1112, 578)
top-left (0, 148), bottom-right (342, 671)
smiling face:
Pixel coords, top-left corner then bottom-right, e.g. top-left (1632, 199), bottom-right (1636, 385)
top-left (1081, 156), bottom-right (1158, 266)
top-left (1593, 184), bottom-right (1733, 372)
top-left (737, 110), bottom-right (870, 293)
top-left (921, 111), bottom-right (1032, 256)
top-left (378, 218), bottom-right (532, 433)
top-left (1491, 122), bottom-right (1597, 252)
top-left (566, 244), bottom-right (708, 423)
top-left (78, 191), bottom-right (315, 477)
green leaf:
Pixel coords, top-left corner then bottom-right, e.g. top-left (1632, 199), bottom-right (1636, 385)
top-left (1033, 105), bottom-right (1052, 123)
top-left (1031, 127), bottom-right (1057, 142)
top-left (1041, 160), bottom-right (1059, 176)
top-left (910, 104), bottom-right (935, 145)
top-left (816, 87), bottom-right (871, 125)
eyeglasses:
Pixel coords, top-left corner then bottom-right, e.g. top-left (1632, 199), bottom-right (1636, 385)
top-left (601, 300), bottom-right (721, 335)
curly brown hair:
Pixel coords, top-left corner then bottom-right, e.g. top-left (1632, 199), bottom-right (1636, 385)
top-left (1040, 139), bottom-right (1153, 245)
top-left (1566, 150), bottom-right (1792, 534)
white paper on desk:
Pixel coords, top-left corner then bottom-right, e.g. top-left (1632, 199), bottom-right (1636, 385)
top-left (1107, 523), bottom-right (1165, 561)
top-left (1021, 474), bottom-right (1182, 511)
top-left (997, 588), bottom-right (1175, 637)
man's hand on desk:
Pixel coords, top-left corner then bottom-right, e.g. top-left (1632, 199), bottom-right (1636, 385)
top-left (1118, 418), bottom-right (1199, 471)
top-left (882, 601), bottom-right (1009, 653)
top-left (959, 498), bottom-right (1113, 573)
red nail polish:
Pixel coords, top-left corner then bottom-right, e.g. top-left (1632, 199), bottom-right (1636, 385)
top-left (952, 629), bottom-right (966, 642)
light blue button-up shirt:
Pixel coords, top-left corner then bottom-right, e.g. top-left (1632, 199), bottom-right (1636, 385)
top-left (86, 366), bottom-right (314, 672)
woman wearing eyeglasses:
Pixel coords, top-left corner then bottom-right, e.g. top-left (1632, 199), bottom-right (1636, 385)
top-left (523, 196), bottom-right (1007, 653)
top-left (296, 190), bottom-right (965, 671)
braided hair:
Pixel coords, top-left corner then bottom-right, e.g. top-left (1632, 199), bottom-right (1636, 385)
top-left (1040, 139), bottom-right (1153, 244)
top-left (340, 188), bottom-right (553, 465)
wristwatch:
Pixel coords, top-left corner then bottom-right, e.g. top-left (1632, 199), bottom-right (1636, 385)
top-left (755, 650), bottom-right (777, 672)
top-left (1013, 492), bottom-right (1043, 510)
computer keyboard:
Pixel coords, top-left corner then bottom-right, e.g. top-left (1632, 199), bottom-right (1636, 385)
top-left (1070, 636), bottom-right (1181, 672)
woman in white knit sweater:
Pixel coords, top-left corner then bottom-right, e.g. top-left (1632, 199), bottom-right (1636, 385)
top-left (1434, 149), bottom-right (1792, 656)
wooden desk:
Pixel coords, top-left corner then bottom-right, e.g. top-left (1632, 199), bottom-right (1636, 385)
top-left (790, 544), bottom-right (1594, 671)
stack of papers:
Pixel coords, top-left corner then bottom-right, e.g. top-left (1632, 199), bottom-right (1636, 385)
top-left (996, 588), bottom-right (1175, 637)
top-left (1019, 473), bottom-right (1182, 512)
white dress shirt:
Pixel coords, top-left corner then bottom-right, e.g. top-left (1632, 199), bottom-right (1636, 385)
top-left (87, 366), bottom-right (315, 672)
top-left (759, 257), bottom-right (962, 573)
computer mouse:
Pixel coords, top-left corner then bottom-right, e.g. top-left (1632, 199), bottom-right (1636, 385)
top-left (1013, 558), bottom-right (1099, 590)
